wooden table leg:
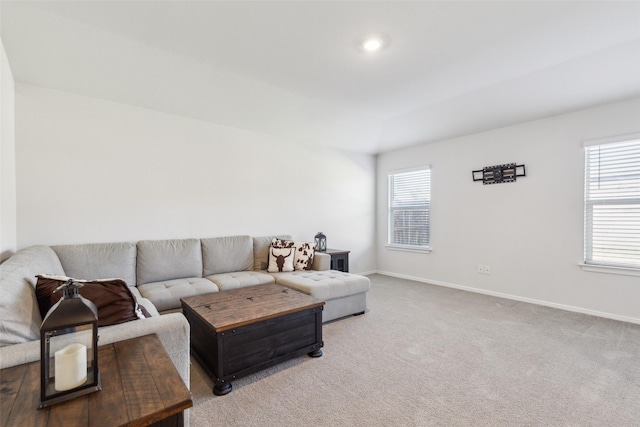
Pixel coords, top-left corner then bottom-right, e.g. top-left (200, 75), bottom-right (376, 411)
top-left (214, 381), bottom-right (232, 396)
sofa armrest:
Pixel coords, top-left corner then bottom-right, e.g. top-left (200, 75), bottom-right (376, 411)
top-left (99, 313), bottom-right (190, 385)
top-left (0, 314), bottom-right (190, 387)
top-left (312, 252), bottom-right (331, 271)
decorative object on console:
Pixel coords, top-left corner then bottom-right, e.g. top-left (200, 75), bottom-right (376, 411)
top-left (472, 163), bottom-right (526, 185)
top-left (40, 279), bottom-right (101, 408)
top-left (314, 232), bottom-right (327, 252)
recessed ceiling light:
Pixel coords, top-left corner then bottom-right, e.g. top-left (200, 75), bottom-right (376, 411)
top-left (363, 38), bottom-right (383, 52)
top-left (358, 34), bottom-right (388, 53)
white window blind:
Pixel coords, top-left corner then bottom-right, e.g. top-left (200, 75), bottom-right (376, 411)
top-left (584, 137), bottom-right (640, 269)
top-left (388, 167), bottom-right (431, 249)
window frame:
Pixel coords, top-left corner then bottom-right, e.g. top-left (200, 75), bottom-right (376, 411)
top-left (582, 133), bottom-right (640, 274)
top-left (386, 166), bottom-right (432, 253)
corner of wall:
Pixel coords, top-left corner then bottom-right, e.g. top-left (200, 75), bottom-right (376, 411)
top-left (1, 36), bottom-right (17, 261)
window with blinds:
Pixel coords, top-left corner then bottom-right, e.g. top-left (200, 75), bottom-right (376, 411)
top-left (584, 136), bottom-right (640, 269)
top-left (388, 167), bottom-right (431, 250)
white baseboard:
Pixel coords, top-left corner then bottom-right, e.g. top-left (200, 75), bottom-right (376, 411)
top-left (373, 270), bottom-right (640, 325)
top-left (355, 270), bottom-right (377, 276)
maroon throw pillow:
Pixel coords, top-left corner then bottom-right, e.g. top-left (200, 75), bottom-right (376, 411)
top-left (36, 275), bottom-right (150, 327)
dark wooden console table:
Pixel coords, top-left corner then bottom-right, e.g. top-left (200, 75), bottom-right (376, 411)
top-left (325, 248), bottom-right (350, 272)
top-left (0, 334), bottom-right (192, 427)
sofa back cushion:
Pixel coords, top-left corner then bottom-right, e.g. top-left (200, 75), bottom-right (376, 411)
top-left (252, 235), bottom-right (291, 271)
top-left (0, 246), bottom-right (65, 347)
top-left (52, 242), bottom-right (137, 288)
top-left (137, 239), bottom-right (202, 285)
top-left (201, 235), bottom-right (253, 276)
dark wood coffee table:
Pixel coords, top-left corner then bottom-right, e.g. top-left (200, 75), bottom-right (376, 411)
top-left (181, 283), bottom-right (324, 396)
top-left (0, 334), bottom-right (192, 427)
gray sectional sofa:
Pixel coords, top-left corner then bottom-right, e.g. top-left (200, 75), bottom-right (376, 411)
top-left (131, 235), bottom-right (370, 321)
top-left (0, 234), bottom-right (370, 392)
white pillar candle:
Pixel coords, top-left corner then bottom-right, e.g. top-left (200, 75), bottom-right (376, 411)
top-left (54, 343), bottom-right (88, 391)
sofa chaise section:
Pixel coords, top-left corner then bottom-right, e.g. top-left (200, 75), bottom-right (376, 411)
top-left (252, 235), bottom-right (370, 322)
top-left (269, 270), bottom-right (370, 322)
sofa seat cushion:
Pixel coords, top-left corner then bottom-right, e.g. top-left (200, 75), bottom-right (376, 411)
top-left (138, 277), bottom-right (218, 312)
top-left (206, 271), bottom-right (275, 291)
top-left (270, 271), bottom-right (371, 301)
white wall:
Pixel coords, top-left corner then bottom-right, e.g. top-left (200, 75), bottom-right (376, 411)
top-left (0, 38), bottom-right (17, 262)
top-left (1, 3), bottom-right (382, 154)
top-left (377, 98), bottom-right (640, 322)
top-left (15, 84), bottom-right (376, 273)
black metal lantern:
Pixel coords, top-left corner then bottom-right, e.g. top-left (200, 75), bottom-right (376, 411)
top-left (314, 232), bottom-right (327, 252)
top-left (40, 279), bottom-right (101, 408)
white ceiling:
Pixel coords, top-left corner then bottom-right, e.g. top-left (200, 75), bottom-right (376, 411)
top-left (2, 1), bottom-right (640, 154)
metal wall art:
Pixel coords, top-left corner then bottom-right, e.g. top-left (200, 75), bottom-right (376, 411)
top-left (473, 163), bottom-right (526, 185)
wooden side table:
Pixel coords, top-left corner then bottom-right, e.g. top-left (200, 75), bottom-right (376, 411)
top-left (324, 248), bottom-right (350, 272)
top-left (1, 333), bottom-right (192, 427)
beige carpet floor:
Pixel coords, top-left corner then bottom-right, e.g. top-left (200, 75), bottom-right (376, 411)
top-left (189, 274), bottom-right (640, 426)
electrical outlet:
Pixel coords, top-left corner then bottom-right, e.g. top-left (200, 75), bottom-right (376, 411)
top-left (476, 265), bottom-right (485, 274)
top-left (484, 265), bottom-right (491, 274)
